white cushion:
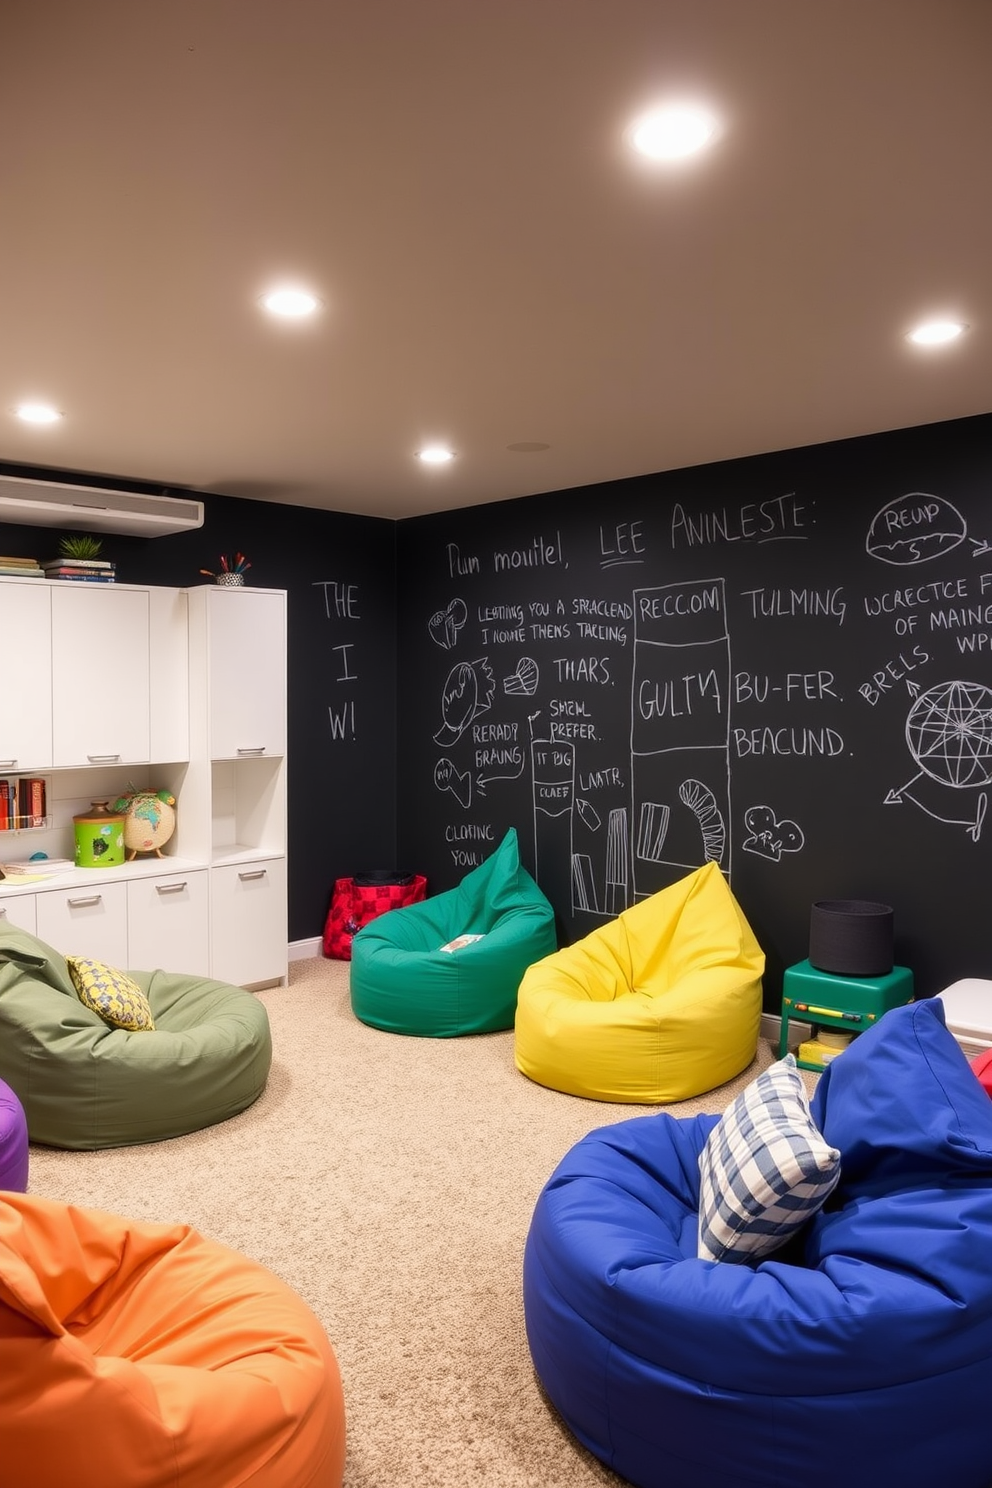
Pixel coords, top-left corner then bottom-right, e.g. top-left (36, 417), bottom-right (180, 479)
top-left (697, 1054), bottom-right (841, 1264)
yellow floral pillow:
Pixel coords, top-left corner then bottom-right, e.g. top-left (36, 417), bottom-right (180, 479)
top-left (66, 956), bottom-right (156, 1031)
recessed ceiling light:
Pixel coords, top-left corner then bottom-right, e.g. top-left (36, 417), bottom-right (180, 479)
top-left (626, 102), bottom-right (720, 161)
top-left (259, 287), bottom-right (323, 318)
top-left (906, 319), bottom-right (968, 346)
top-left (417, 445), bottom-right (455, 465)
top-left (14, 402), bottom-right (63, 424)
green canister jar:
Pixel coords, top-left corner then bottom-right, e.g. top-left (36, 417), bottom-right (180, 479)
top-left (73, 800), bottom-right (126, 868)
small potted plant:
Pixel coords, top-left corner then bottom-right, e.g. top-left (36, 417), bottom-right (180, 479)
top-left (44, 534), bottom-right (115, 581)
top-left (59, 534), bottom-right (104, 561)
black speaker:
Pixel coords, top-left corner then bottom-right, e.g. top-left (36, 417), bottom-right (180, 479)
top-left (809, 900), bottom-right (894, 978)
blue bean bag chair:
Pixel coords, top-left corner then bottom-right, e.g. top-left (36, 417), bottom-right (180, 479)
top-left (350, 828), bottom-right (556, 1036)
top-left (523, 998), bottom-right (992, 1488)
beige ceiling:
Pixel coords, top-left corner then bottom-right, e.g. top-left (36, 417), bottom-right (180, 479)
top-left (2, 1), bottom-right (990, 521)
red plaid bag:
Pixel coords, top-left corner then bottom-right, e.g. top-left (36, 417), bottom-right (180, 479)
top-left (322, 870), bottom-right (427, 960)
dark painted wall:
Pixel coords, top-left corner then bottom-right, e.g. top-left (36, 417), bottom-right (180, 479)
top-left (396, 412), bottom-right (992, 1008)
top-left (0, 464), bottom-right (397, 942)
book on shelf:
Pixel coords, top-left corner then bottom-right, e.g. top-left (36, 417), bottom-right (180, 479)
top-left (0, 563), bottom-right (44, 577)
top-left (0, 555), bottom-right (42, 567)
top-left (40, 557), bottom-right (115, 571)
top-left (0, 856), bottom-right (72, 880)
top-left (43, 569), bottom-right (117, 582)
top-left (0, 777), bottom-right (46, 830)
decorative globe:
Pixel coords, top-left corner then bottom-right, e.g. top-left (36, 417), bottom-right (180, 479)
top-left (114, 789), bottom-right (177, 859)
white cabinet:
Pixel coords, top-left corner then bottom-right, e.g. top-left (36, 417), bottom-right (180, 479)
top-left (51, 585), bottom-right (151, 767)
top-left (193, 586), bottom-right (287, 760)
top-left (209, 857), bottom-right (287, 989)
top-left (186, 585), bottom-right (288, 986)
top-left (0, 582), bottom-right (52, 770)
top-left (0, 892), bottom-right (37, 935)
top-left (127, 869), bottom-right (209, 976)
top-left (36, 879), bottom-right (129, 965)
top-left (0, 577), bottom-right (288, 989)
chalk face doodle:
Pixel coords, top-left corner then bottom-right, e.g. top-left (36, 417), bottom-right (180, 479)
top-left (428, 597), bottom-right (468, 649)
top-left (434, 658), bottom-right (496, 746)
top-left (886, 679), bottom-right (992, 840)
top-left (434, 757), bottom-right (472, 809)
top-left (742, 805), bottom-right (805, 861)
top-left (866, 494), bottom-right (966, 566)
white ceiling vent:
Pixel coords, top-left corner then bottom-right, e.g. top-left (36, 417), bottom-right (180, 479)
top-left (0, 474), bottom-right (204, 537)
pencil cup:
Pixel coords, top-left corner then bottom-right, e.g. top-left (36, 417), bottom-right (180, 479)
top-left (215, 572), bottom-right (245, 587)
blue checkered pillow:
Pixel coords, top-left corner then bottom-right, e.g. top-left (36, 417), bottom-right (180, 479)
top-left (697, 1054), bottom-right (841, 1264)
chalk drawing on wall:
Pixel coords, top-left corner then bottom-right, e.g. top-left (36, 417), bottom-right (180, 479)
top-left (741, 805), bottom-right (805, 861)
top-left (428, 597), bottom-right (468, 649)
top-left (503, 656), bottom-right (539, 695)
top-left (476, 750), bottom-right (526, 796)
top-left (865, 494), bottom-right (968, 566)
top-left (885, 679), bottom-right (992, 839)
top-left (434, 757), bottom-right (472, 809)
top-left (572, 855), bottom-right (599, 912)
top-left (635, 801), bottom-right (670, 861)
top-left (433, 658), bottom-right (495, 746)
top-left (630, 578), bottom-right (732, 896)
top-left (576, 798), bottom-right (601, 833)
top-left (531, 731), bottom-right (576, 918)
top-left (603, 807), bottom-right (630, 916)
top-left (678, 778), bottom-right (727, 864)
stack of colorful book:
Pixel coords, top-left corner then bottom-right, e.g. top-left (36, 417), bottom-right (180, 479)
top-left (0, 777), bottom-right (47, 830)
top-left (41, 557), bottom-right (116, 582)
top-left (0, 554), bottom-right (44, 578)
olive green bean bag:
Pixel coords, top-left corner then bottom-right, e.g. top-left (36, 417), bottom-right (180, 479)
top-left (349, 828), bottom-right (557, 1036)
top-left (0, 924), bottom-right (271, 1149)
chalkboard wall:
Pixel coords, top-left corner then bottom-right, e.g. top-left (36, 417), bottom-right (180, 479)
top-left (396, 412), bottom-right (992, 1007)
top-left (0, 465), bottom-right (397, 943)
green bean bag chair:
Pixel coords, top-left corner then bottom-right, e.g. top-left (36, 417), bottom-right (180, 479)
top-left (0, 924), bottom-right (272, 1149)
top-left (350, 828), bottom-right (557, 1036)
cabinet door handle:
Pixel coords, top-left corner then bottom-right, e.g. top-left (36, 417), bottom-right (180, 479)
top-left (155, 881), bottom-right (187, 895)
top-left (238, 869), bottom-right (267, 882)
top-left (87, 753), bottom-right (122, 764)
top-left (68, 895), bottom-right (103, 908)
top-left (236, 747), bottom-right (266, 756)
top-left (0, 759), bottom-right (16, 769)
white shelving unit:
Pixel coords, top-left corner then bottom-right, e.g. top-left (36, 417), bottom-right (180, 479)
top-left (0, 577), bottom-right (288, 987)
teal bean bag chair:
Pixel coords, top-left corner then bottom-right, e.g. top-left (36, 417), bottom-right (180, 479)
top-left (350, 828), bottom-right (557, 1036)
top-left (0, 924), bottom-right (272, 1149)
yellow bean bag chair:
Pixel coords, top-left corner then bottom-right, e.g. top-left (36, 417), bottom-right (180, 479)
top-left (0, 1191), bottom-right (346, 1488)
top-left (514, 862), bottom-right (764, 1103)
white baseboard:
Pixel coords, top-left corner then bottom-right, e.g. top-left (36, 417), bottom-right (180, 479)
top-left (760, 1010), bottom-right (812, 1050)
top-left (289, 936), bottom-right (323, 962)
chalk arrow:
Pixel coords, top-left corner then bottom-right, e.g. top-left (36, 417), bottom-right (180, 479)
top-left (887, 781), bottom-right (987, 839)
top-left (476, 754), bottom-right (527, 796)
top-left (885, 769), bottom-right (925, 803)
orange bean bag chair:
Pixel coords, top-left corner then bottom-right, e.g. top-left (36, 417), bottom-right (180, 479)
top-left (0, 1192), bottom-right (346, 1488)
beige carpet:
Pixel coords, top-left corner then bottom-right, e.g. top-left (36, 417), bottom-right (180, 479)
top-left (26, 958), bottom-right (809, 1488)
